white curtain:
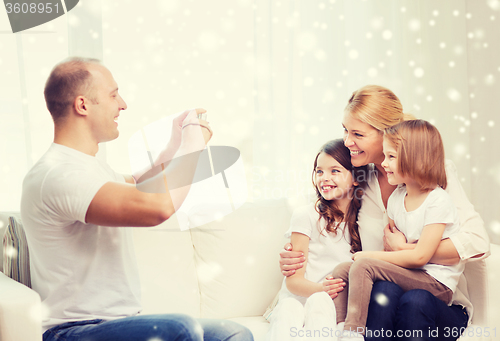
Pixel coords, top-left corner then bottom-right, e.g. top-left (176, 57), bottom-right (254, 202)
top-left (1, 0), bottom-right (499, 243)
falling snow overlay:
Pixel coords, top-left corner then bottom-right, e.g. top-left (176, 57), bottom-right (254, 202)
top-left (0, 1), bottom-right (499, 243)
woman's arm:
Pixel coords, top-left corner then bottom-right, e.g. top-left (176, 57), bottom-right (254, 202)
top-left (280, 242), bottom-right (346, 297)
top-left (384, 226), bottom-right (460, 265)
top-left (279, 243), bottom-right (305, 276)
top-left (384, 161), bottom-right (490, 263)
top-left (355, 223), bottom-right (446, 268)
top-left (445, 160), bottom-right (490, 260)
top-left (285, 232), bottom-right (324, 297)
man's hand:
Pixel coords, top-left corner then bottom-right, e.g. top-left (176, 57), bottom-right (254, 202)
top-left (279, 243), bottom-right (305, 277)
top-left (169, 108), bottom-right (206, 151)
top-left (322, 275), bottom-right (346, 299)
top-left (181, 110), bottom-right (213, 146)
top-left (133, 108), bottom-right (210, 183)
top-left (383, 224), bottom-right (408, 251)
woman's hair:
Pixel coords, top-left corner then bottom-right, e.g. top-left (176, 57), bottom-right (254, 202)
top-left (384, 120), bottom-right (447, 190)
top-left (344, 85), bottom-right (415, 132)
top-left (312, 139), bottom-right (367, 253)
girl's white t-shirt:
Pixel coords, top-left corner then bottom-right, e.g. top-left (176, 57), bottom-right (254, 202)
top-left (387, 186), bottom-right (464, 292)
top-left (357, 161), bottom-right (490, 322)
top-left (278, 203), bottom-right (353, 305)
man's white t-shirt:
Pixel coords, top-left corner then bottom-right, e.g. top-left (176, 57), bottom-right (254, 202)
top-left (277, 203), bottom-right (353, 305)
top-left (387, 186), bottom-right (464, 293)
top-left (21, 143), bottom-right (142, 332)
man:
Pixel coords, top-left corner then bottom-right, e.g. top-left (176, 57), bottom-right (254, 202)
top-left (21, 57), bottom-right (253, 341)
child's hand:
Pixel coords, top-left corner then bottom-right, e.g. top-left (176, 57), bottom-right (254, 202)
top-left (322, 275), bottom-right (346, 299)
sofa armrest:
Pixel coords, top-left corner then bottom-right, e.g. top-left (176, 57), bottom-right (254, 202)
top-left (0, 272), bottom-right (42, 341)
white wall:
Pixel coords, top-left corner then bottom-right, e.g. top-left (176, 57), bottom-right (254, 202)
top-left (0, 0), bottom-right (499, 243)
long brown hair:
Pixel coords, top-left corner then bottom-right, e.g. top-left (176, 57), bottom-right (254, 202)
top-left (312, 139), bottom-right (367, 253)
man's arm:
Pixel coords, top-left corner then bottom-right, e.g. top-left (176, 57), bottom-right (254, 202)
top-left (123, 174), bottom-right (135, 184)
top-left (85, 182), bottom-right (175, 226)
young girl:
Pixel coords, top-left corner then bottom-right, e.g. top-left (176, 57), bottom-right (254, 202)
top-left (332, 119), bottom-right (465, 341)
top-left (266, 139), bottom-right (366, 341)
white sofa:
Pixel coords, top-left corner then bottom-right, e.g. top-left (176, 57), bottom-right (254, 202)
top-left (1, 200), bottom-right (499, 341)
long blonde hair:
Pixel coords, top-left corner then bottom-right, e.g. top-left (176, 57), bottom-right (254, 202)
top-left (344, 85), bottom-right (414, 131)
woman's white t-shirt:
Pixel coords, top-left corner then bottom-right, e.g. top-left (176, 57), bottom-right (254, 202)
top-left (387, 186), bottom-right (464, 292)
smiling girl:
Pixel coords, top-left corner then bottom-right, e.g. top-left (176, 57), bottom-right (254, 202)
top-left (266, 139), bottom-right (366, 341)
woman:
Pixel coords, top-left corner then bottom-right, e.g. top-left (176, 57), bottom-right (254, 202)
top-left (279, 85), bottom-right (490, 341)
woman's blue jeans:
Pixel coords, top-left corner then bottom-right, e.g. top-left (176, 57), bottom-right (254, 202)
top-left (43, 314), bottom-right (254, 341)
top-left (365, 281), bottom-right (468, 341)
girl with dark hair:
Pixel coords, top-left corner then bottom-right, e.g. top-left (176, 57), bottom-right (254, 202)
top-left (266, 139), bottom-right (367, 341)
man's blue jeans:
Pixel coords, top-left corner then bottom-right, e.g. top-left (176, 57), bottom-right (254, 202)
top-left (365, 281), bottom-right (468, 341)
top-left (43, 314), bottom-right (254, 341)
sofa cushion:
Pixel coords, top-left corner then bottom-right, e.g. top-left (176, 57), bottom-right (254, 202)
top-left (228, 316), bottom-right (270, 341)
top-left (0, 211), bottom-right (202, 318)
top-left (0, 212), bottom-right (18, 273)
top-left (2, 215), bottom-right (31, 288)
top-left (133, 214), bottom-right (201, 317)
top-left (0, 272), bottom-right (41, 341)
top-left (191, 199), bottom-right (291, 319)
top-left (0, 214), bottom-right (7, 273)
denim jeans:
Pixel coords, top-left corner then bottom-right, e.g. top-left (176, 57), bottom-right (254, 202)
top-left (43, 314), bottom-right (254, 341)
top-left (365, 281), bottom-right (468, 341)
